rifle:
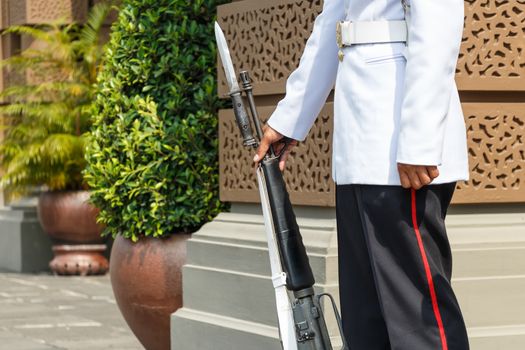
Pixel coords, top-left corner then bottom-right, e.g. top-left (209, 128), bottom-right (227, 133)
top-left (215, 22), bottom-right (349, 350)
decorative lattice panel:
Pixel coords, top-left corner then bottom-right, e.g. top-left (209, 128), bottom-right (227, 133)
top-left (219, 103), bottom-right (335, 206)
top-left (456, 0), bottom-right (525, 91)
top-left (217, 0), bottom-right (323, 96)
top-left (454, 103), bottom-right (525, 203)
top-left (219, 0), bottom-right (525, 94)
top-left (26, 0), bottom-right (87, 23)
top-left (4, 0), bottom-right (88, 28)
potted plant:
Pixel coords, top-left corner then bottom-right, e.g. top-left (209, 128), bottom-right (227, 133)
top-left (83, 0), bottom-right (227, 349)
top-left (0, 2), bottom-right (113, 275)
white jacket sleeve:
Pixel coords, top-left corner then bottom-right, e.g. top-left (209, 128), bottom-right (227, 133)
top-left (396, 0), bottom-right (464, 165)
top-left (266, 0), bottom-right (345, 141)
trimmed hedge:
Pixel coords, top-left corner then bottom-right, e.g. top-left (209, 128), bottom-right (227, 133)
top-left (84, 0), bottom-right (228, 241)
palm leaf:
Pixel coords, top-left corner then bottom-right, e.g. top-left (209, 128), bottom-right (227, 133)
top-left (81, 2), bottom-right (112, 46)
top-left (2, 25), bottom-right (54, 43)
top-left (0, 82), bottom-right (91, 101)
top-left (0, 133), bottom-right (86, 193)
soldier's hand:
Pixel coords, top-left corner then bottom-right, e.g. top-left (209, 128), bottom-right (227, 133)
top-left (397, 163), bottom-right (440, 190)
top-left (253, 125), bottom-right (298, 171)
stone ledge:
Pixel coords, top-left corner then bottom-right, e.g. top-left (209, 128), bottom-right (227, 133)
top-left (468, 324), bottom-right (525, 350)
top-left (0, 205), bottom-right (52, 273)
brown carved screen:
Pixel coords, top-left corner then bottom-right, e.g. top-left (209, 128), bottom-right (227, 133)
top-left (1, 0), bottom-right (88, 28)
top-left (456, 0), bottom-right (525, 91)
top-left (0, 0), bottom-right (89, 91)
top-left (218, 0), bottom-right (525, 205)
top-left (220, 104), bottom-right (335, 206)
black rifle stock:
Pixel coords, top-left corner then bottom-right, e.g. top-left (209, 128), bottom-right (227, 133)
top-left (262, 157), bottom-right (315, 291)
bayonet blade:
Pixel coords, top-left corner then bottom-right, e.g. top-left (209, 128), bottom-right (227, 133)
top-left (214, 22), bottom-right (240, 93)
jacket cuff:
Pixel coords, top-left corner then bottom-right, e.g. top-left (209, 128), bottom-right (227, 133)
top-left (267, 112), bottom-right (308, 142)
top-left (396, 149), bottom-right (443, 167)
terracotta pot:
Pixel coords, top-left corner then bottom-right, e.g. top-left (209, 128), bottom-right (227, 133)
top-left (37, 190), bottom-right (108, 275)
top-left (38, 191), bottom-right (103, 243)
top-left (110, 234), bottom-right (190, 350)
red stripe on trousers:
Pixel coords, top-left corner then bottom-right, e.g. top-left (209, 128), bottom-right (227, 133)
top-left (411, 189), bottom-right (448, 350)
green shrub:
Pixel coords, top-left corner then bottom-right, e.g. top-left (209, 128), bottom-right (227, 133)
top-left (0, 3), bottom-right (111, 196)
top-left (84, 0), bottom-right (228, 241)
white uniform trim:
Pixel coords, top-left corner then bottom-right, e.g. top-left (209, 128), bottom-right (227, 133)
top-left (267, 0), bottom-right (469, 185)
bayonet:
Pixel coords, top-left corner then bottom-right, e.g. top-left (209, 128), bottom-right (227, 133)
top-left (214, 22), bottom-right (257, 147)
top-left (215, 22), bottom-right (241, 93)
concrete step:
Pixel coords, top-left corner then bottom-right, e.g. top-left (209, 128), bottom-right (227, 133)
top-left (182, 264), bottom-right (339, 333)
top-left (453, 245), bottom-right (525, 278)
top-left (187, 238), bottom-right (337, 284)
top-left (172, 308), bottom-right (343, 350)
top-left (172, 205), bottom-right (525, 349)
top-left (454, 275), bottom-right (525, 329)
top-left (172, 310), bottom-right (525, 350)
top-left (187, 236), bottom-right (525, 285)
top-left (444, 209), bottom-right (525, 335)
top-left (172, 308), bottom-right (280, 350)
top-left (191, 210), bottom-right (338, 255)
top-left (468, 324), bottom-right (525, 350)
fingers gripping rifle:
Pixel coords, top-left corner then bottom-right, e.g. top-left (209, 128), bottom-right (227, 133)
top-left (215, 22), bottom-right (349, 350)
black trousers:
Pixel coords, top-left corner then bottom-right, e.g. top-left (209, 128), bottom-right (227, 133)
top-left (336, 183), bottom-right (469, 350)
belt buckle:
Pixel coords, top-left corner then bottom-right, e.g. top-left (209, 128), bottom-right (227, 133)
top-left (336, 21), bottom-right (343, 48)
top-left (336, 21), bottom-right (345, 62)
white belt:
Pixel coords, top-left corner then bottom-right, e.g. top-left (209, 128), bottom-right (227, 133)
top-left (336, 20), bottom-right (407, 48)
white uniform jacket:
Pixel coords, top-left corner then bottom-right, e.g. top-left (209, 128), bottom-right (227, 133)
top-left (267, 0), bottom-right (470, 185)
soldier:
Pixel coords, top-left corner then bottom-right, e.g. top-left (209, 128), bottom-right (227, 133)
top-left (253, 0), bottom-right (470, 349)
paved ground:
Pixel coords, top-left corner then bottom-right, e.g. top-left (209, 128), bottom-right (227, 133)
top-left (0, 272), bottom-right (143, 350)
